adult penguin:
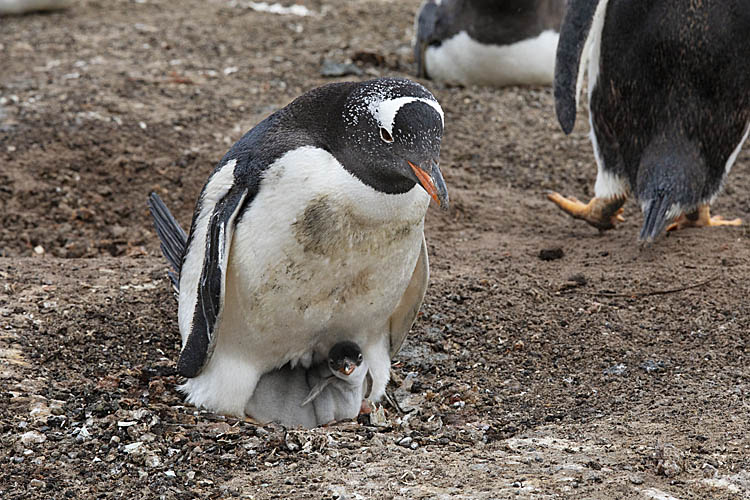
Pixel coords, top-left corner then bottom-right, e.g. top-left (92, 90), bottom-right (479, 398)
top-left (148, 77), bottom-right (447, 417)
top-left (547, 0), bottom-right (749, 241)
top-left (414, 0), bottom-right (565, 86)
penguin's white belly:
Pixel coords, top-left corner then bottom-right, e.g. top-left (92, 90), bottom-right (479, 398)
top-left (425, 30), bottom-right (559, 87)
top-left (180, 146), bottom-right (430, 415)
top-left (224, 198), bottom-right (425, 368)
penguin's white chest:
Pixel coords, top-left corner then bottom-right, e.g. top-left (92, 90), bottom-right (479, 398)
top-left (217, 147), bottom-right (430, 369)
top-left (425, 30), bottom-right (559, 87)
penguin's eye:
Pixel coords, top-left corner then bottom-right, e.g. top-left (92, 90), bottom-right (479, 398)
top-left (379, 127), bottom-right (394, 143)
top-left (357, 353), bottom-right (363, 362)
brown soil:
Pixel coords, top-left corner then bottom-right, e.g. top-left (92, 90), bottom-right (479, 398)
top-left (2, 1), bottom-right (749, 498)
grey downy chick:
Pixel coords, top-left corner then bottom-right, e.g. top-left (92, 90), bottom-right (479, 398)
top-left (245, 341), bottom-right (369, 428)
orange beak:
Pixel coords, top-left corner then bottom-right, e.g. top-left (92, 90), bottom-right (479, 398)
top-left (408, 160), bottom-right (449, 209)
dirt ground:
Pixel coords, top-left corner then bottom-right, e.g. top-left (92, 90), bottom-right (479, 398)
top-left (2, 0), bottom-right (750, 498)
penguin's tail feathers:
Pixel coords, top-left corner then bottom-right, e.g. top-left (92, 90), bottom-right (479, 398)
top-left (639, 188), bottom-right (676, 243)
top-left (147, 192), bottom-right (187, 292)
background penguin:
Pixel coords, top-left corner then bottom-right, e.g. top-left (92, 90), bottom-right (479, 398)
top-left (547, 0), bottom-right (750, 241)
top-left (147, 77), bottom-right (447, 418)
top-left (414, 0), bottom-right (565, 87)
top-left (245, 341), bottom-right (369, 428)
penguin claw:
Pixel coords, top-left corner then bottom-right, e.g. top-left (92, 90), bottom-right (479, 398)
top-left (547, 192), bottom-right (626, 231)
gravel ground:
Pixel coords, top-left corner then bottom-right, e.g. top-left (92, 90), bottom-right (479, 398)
top-left (2, 1), bottom-right (750, 498)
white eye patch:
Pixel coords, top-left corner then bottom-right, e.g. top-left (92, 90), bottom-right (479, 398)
top-left (368, 96), bottom-right (445, 137)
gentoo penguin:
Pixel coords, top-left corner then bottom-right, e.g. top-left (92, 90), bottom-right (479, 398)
top-left (414, 0), bottom-right (565, 86)
top-left (547, 0), bottom-right (749, 241)
top-left (245, 341), bottom-right (369, 428)
top-left (147, 77), bottom-right (447, 417)
top-left (0, 0), bottom-right (72, 15)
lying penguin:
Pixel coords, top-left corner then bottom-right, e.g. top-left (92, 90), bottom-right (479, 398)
top-left (547, 0), bottom-right (749, 241)
top-left (148, 77), bottom-right (447, 418)
top-left (245, 341), bottom-right (368, 428)
top-left (414, 0), bottom-right (565, 86)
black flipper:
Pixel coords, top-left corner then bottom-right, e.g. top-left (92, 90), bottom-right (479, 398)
top-left (148, 193), bottom-right (188, 291)
top-left (176, 187), bottom-right (248, 378)
top-left (554, 0), bottom-right (603, 134)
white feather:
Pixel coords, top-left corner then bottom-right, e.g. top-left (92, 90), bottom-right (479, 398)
top-left (424, 30), bottom-right (559, 87)
top-left (370, 96), bottom-right (444, 135)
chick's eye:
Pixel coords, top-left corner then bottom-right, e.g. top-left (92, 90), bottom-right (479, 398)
top-left (357, 354), bottom-right (363, 362)
top-left (379, 127), bottom-right (394, 143)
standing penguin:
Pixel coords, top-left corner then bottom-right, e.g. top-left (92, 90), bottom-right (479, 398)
top-left (148, 77), bottom-right (447, 418)
top-left (547, 0), bottom-right (750, 241)
top-left (414, 0), bottom-right (565, 86)
top-left (245, 341), bottom-right (369, 428)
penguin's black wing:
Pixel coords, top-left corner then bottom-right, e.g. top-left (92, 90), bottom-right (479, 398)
top-left (415, 0), bottom-right (440, 78)
top-left (554, 0), bottom-right (603, 134)
top-left (177, 182), bottom-right (249, 378)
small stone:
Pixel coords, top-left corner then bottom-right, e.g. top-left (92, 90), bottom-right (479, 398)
top-left (603, 364), bottom-right (627, 376)
top-left (145, 454), bottom-right (161, 467)
top-left (641, 360), bottom-right (665, 373)
top-left (123, 441), bottom-right (143, 453)
top-left (539, 247), bottom-right (564, 261)
top-left (320, 60), bottom-right (362, 77)
top-left (397, 436), bottom-right (412, 447)
top-left (29, 479), bottom-right (45, 488)
top-left (702, 463), bottom-right (717, 478)
top-left (76, 426), bottom-right (91, 441)
top-left (33, 245), bottom-right (45, 255)
top-left (628, 474), bottom-right (644, 485)
top-left (164, 470), bottom-right (176, 478)
top-left (20, 431), bottom-right (46, 445)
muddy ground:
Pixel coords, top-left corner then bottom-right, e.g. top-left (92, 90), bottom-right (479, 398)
top-left (2, 0), bottom-right (750, 498)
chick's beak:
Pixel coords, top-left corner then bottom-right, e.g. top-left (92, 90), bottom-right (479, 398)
top-left (339, 361), bottom-right (355, 376)
top-left (408, 159), bottom-right (449, 210)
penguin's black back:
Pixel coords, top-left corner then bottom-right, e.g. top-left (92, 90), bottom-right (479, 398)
top-left (592, 0), bottom-right (750, 204)
top-left (424, 0), bottom-right (564, 47)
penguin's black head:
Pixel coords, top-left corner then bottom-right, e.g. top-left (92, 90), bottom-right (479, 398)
top-left (327, 340), bottom-right (364, 377)
top-left (337, 78), bottom-right (448, 209)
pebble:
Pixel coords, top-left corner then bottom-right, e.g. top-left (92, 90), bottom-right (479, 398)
top-left (628, 474), bottom-right (644, 485)
top-left (603, 364), bottom-right (627, 376)
top-left (20, 431), bottom-right (47, 445)
top-left (123, 441), bottom-right (143, 453)
top-left (29, 479), bottom-right (45, 488)
top-left (145, 454), bottom-right (161, 468)
top-left (397, 436), bottom-right (412, 447)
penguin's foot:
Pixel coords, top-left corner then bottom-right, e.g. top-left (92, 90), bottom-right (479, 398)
top-left (547, 192), bottom-right (626, 231)
top-left (244, 415), bottom-right (265, 425)
top-left (667, 204), bottom-right (742, 232)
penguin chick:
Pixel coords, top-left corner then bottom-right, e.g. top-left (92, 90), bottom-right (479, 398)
top-left (244, 341), bottom-right (368, 428)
